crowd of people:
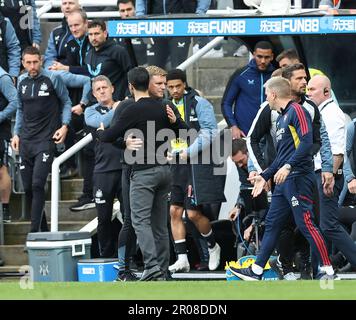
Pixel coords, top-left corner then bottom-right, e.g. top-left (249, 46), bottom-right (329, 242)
top-left (0, 0), bottom-right (355, 281)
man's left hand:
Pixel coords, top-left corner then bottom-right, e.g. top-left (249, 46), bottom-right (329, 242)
top-left (274, 165), bottom-right (290, 185)
top-left (322, 172), bottom-right (334, 197)
top-left (52, 125), bottom-right (68, 144)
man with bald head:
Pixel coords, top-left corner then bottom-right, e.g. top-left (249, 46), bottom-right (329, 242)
top-left (44, 0), bottom-right (81, 68)
top-left (307, 75), bottom-right (356, 271)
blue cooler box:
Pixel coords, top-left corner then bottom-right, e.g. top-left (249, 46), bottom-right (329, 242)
top-left (26, 231), bottom-right (91, 282)
top-left (78, 258), bottom-right (118, 282)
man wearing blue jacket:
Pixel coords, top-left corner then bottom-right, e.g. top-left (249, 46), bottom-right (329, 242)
top-left (230, 77), bottom-right (335, 281)
top-left (221, 41), bottom-right (274, 140)
top-left (44, 0), bottom-right (81, 69)
top-left (0, 67), bottom-right (19, 223)
top-left (0, 0), bottom-right (41, 51)
top-left (12, 47), bottom-right (72, 233)
top-left (0, 13), bottom-right (21, 79)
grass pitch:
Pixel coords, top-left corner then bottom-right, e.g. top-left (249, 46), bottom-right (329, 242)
top-left (0, 280), bottom-right (356, 300)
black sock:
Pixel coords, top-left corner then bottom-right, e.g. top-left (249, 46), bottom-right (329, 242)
top-left (2, 203), bottom-right (9, 211)
top-left (174, 240), bottom-right (187, 255)
top-left (201, 230), bottom-right (216, 249)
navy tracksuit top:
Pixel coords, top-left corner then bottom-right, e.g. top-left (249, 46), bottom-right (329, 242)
top-left (261, 101), bottom-right (314, 182)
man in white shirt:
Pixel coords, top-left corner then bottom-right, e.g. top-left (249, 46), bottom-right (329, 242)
top-left (307, 74), bottom-right (356, 271)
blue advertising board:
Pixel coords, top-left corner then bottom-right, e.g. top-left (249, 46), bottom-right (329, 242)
top-left (108, 16), bottom-right (356, 37)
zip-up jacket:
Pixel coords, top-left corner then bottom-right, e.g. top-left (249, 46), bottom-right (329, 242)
top-left (247, 97), bottom-right (333, 174)
top-left (44, 19), bottom-right (73, 69)
top-left (0, 15), bottom-right (20, 77)
top-left (14, 68), bottom-right (72, 142)
top-left (261, 101), bottom-right (314, 182)
top-left (65, 35), bottom-right (91, 76)
top-left (221, 59), bottom-right (274, 135)
top-left (0, 66), bottom-right (18, 140)
top-left (85, 103), bottom-right (123, 173)
top-left (85, 39), bottom-right (132, 101)
top-left (0, 0), bottom-right (41, 49)
top-left (136, 0), bottom-right (210, 15)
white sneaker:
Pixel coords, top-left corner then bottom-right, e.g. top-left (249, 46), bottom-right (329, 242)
top-left (233, 45), bottom-right (249, 57)
top-left (208, 243), bottom-right (221, 270)
top-left (169, 259), bottom-right (190, 273)
top-left (283, 272), bottom-right (299, 281)
top-left (203, 47), bottom-right (224, 58)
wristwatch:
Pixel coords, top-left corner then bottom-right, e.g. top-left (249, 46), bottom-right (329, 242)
top-left (284, 163), bottom-right (292, 171)
top-left (346, 176), bottom-right (355, 184)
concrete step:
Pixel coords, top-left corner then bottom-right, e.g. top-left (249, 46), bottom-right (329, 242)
top-left (44, 200), bottom-right (97, 221)
top-left (0, 265), bottom-right (24, 273)
top-left (4, 221), bottom-right (89, 245)
top-left (192, 56), bottom-right (248, 97)
top-left (0, 245), bottom-right (28, 266)
top-left (60, 179), bottom-right (84, 194)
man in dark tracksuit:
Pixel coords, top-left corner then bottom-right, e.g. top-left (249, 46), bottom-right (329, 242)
top-left (247, 64), bottom-right (334, 279)
top-left (0, 66), bottom-right (19, 223)
top-left (230, 76), bottom-right (335, 281)
top-left (12, 47), bottom-right (71, 233)
top-left (84, 75), bottom-right (124, 258)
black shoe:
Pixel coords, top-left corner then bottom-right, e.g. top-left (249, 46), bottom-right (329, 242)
top-left (299, 262), bottom-right (312, 280)
top-left (2, 207), bottom-right (11, 223)
top-left (70, 196), bottom-right (95, 211)
top-left (0, 258), bottom-right (4, 266)
top-left (229, 266), bottom-right (262, 281)
top-left (139, 266), bottom-right (164, 281)
top-left (164, 270), bottom-right (173, 281)
top-left (329, 252), bottom-right (347, 271)
top-left (115, 270), bottom-right (138, 282)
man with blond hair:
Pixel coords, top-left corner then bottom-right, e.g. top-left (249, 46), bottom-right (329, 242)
top-left (230, 77), bottom-right (335, 281)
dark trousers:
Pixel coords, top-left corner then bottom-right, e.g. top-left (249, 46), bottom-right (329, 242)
top-left (117, 165), bottom-right (137, 268)
top-left (93, 170), bottom-right (122, 258)
top-left (255, 172), bottom-right (331, 268)
top-left (316, 172), bottom-right (356, 267)
top-left (130, 166), bottom-right (171, 272)
top-left (20, 143), bottom-right (52, 233)
top-left (147, 37), bottom-right (191, 69)
top-left (82, 137), bottom-right (95, 198)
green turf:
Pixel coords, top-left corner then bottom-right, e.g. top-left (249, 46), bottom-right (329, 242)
top-left (0, 280), bottom-right (356, 300)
